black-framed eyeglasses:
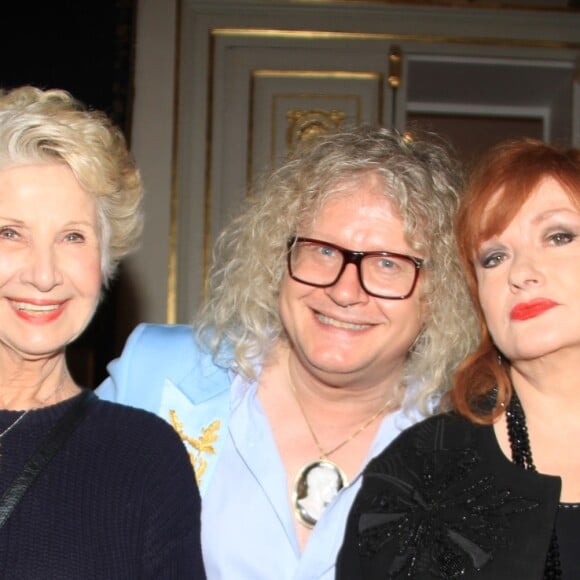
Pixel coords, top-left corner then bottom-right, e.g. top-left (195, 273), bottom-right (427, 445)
top-left (287, 237), bottom-right (423, 300)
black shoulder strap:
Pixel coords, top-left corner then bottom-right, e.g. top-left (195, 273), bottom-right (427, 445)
top-left (0, 389), bottom-right (96, 529)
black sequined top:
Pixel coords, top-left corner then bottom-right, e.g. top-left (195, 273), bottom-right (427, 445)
top-left (336, 412), bottom-right (561, 579)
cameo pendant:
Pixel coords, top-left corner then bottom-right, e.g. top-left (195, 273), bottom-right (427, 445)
top-left (292, 459), bottom-right (348, 528)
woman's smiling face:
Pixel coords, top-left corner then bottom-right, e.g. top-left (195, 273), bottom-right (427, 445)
top-left (0, 163), bottom-right (101, 362)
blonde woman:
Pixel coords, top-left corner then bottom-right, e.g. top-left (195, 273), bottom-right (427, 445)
top-left (0, 86), bottom-right (204, 579)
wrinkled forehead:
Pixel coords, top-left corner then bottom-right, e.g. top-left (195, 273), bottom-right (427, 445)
top-left (313, 171), bottom-right (388, 208)
top-left (304, 173), bottom-right (403, 227)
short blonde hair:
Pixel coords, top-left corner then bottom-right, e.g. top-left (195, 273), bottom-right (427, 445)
top-left (0, 86), bottom-right (143, 284)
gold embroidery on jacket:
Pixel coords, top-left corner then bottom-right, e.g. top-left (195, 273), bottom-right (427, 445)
top-left (169, 410), bottom-right (220, 485)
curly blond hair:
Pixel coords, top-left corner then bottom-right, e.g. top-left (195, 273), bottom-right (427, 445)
top-left (0, 86), bottom-right (143, 285)
top-left (197, 125), bottom-right (478, 415)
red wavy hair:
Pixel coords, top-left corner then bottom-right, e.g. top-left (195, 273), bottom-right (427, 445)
top-left (451, 138), bottom-right (580, 423)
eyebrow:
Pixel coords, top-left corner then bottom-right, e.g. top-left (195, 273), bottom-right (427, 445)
top-left (0, 217), bottom-right (97, 230)
top-left (532, 206), bottom-right (580, 225)
top-left (0, 216), bottom-right (25, 223)
top-left (63, 220), bottom-right (96, 228)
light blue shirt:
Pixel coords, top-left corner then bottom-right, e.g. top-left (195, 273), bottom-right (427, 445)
top-left (97, 323), bottom-right (422, 579)
top-left (206, 374), bottom-right (418, 579)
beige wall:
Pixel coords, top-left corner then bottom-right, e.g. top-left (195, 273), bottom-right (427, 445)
top-left (120, 0), bottom-right (580, 335)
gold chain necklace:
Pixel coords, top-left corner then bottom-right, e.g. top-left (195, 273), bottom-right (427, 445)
top-left (290, 377), bottom-right (393, 459)
top-left (288, 363), bottom-right (393, 528)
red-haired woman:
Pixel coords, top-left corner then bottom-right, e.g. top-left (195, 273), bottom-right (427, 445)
top-left (337, 139), bottom-right (580, 579)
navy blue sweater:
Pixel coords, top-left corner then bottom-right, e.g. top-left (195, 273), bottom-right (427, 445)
top-left (0, 391), bottom-right (205, 579)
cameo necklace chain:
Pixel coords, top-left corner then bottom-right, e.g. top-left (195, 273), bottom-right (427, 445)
top-left (289, 363), bottom-right (393, 528)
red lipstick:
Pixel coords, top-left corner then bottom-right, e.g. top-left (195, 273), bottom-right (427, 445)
top-left (510, 299), bottom-right (557, 321)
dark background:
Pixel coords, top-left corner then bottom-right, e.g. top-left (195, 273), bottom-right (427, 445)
top-left (1, 0), bottom-right (138, 387)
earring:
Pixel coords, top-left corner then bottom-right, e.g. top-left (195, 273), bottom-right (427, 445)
top-left (496, 350), bottom-right (508, 366)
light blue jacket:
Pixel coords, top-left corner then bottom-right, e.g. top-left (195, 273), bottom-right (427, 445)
top-left (97, 323), bottom-right (232, 496)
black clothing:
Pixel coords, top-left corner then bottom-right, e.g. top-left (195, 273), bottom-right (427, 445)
top-left (0, 391), bottom-right (205, 579)
top-left (337, 412), bottom-right (561, 579)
